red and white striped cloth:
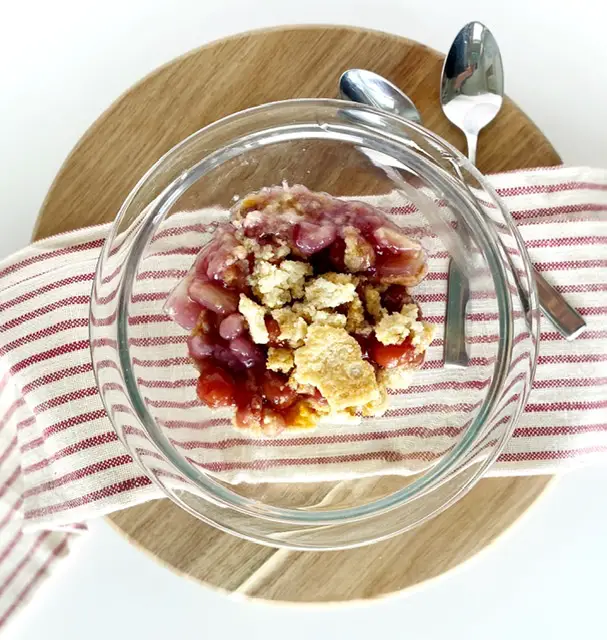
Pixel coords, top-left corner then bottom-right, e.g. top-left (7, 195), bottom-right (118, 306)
top-left (0, 165), bottom-right (606, 631)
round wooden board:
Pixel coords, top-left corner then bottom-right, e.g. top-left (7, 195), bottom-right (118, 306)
top-left (35, 25), bottom-right (557, 603)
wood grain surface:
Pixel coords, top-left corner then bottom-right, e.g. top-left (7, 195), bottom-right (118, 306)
top-left (34, 25), bottom-right (557, 603)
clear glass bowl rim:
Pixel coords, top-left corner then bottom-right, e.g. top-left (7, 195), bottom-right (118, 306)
top-left (91, 98), bottom-right (539, 540)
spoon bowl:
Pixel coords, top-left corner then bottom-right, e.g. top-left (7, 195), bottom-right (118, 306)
top-left (339, 69), bottom-right (422, 124)
top-left (441, 21), bottom-right (504, 164)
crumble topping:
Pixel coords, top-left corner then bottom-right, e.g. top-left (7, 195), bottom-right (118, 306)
top-left (271, 307), bottom-right (308, 348)
top-left (289, 302), bottom-right (316, 323)
top-left (309, 310), bottom-right (347, 329)
top-left (343, 226), bottom-right (375, 272)
top-left (290, 301), bottom-right (347, 328)
top-left (411, 322), bottom-right (436, 354)
top-left (375, 304), bottom-right (426, 346)
top-left (363, 285), bottom-right (384, 321)
top-left (287, 373), bottom-right (316, 396)
top-left (362, 381), bottom-right (389, 417)
top-left (238, 295), bottom-right (269, 344)
top-left (266, 347), bottom-right (294, 374)
top-left (241, 236), bottom-right (291, 261)
top-left (379, 366), bottom-right (415, 390)
top-left (293, 325), bottom-right (379, 411)
top-left (345, 295), bottom-right (371, 336)
top-left (304, 273), bottom-right (357, 309)
top-left (249, 259), bottom-right (311, 308)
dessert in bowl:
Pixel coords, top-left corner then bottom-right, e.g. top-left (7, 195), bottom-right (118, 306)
top-left (91, 99), bottom-right (538, 549)
top-left (165, 184), bottom-right (435, 436)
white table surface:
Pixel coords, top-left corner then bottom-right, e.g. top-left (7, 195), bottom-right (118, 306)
top-left (2, 1), bottom-right (607, 638)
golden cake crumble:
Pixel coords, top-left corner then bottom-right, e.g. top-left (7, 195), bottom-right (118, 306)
top-left (304, 273), bottom-right (357, 309)
top-left (375, 304), bottom-right (426, 345)
top-left (271, 307), bottom-right (309, 348)
top-left (249, 259), bottom-right (311, 308)
top-left (238, 295), bottom-right (269, 344)
top-left (293, 325), bottom-right (380, 412)
top-left (266, 347), bottom-right (294, 374)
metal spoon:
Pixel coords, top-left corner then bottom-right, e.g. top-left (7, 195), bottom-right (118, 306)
top-left (339, 69), bottom-right (422, 124)
top-left (339, 62), bottom-right (586, 358)
top-left (441, 21), bottom-right (586, 367)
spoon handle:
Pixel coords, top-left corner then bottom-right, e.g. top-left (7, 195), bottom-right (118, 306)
top-left (444, 260), bottom-right (470, 368)
top-left (444, 133), bottom-right (477, 367)
top-left (465, 132), bottom-right (478, 166)
top-left (443, 160), bottom-right (588, 366)
top-left (464, 127), bottom-right (586, 339)
top-left (533, 267), bottom-right (587, 340)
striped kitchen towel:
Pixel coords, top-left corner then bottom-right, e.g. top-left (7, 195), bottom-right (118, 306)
top-left (0, 165), bottom-right (606, 631)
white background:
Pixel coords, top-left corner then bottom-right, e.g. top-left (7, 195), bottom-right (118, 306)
top-left (2, 0), bottom-right (607, 638)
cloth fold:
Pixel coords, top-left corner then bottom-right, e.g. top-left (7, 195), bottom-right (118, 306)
top-left (1, 165), bottom-right (606, 630)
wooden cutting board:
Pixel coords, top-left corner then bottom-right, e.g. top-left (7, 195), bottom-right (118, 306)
top-left (35, 25), bottom-right (557, 602)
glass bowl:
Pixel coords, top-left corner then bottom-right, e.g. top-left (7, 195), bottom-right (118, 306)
top-left (90, 99), bottom-right (539, 550)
